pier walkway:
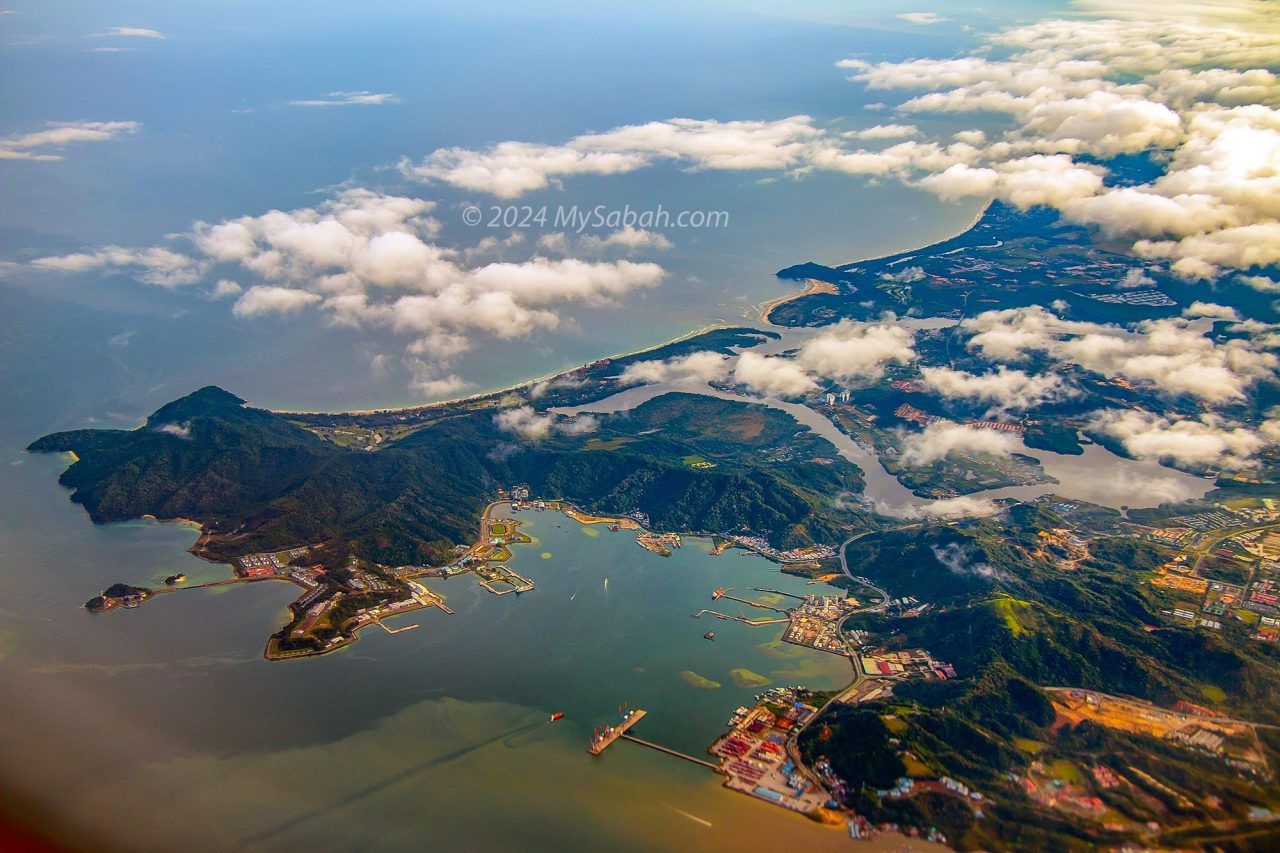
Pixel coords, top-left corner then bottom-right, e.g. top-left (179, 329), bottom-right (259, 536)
top-left (718, 594), bottom-right (788, 613)
top-left (588, 708), bottom-right (722, 772)
top-left (752, 587), bottom-right (806, 601)
top-left (692, 609), bottom-right (788, 626)
top-left (620, 734), bottom-right (721, 770)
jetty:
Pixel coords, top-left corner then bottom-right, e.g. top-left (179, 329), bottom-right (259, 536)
top-left (691, 609), bottom-right (788, 627)
top-left (716, 593), bottom-right (788, 613)
top-left (752, 587), bottom-right (806, 601)
top-left (620, 734), bottom-right (720, 770)
top-left (588, 708), bottom-right (721, 772)
top-left (588, 709), bottom-right (648, 755)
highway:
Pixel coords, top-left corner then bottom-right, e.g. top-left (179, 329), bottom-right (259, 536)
top-left (780, 527), bottom-right (901, 794)
top-left (836, 528), bottom-right (898, 613)
top-left (1183, 518), bottom-right (1278, 575)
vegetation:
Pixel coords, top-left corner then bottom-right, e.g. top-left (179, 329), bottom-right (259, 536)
top-left (799, 707), bottom-right (905, 789)
top-left (30, 384), bottom-right (871, 570)
top-left (822, 504), bottom-right (1280, 849)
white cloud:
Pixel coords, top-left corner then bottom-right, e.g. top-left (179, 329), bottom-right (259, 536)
top-left (28, 188), bottom-right (665, 392)
top-left (1118, 268), bottom-right (1154, 289)
top-left (898, 421), bottom-right (1021, 466)
top-left (1240, 274), bottom-right (1280, 293)
top-left (618, 350), bottom-right (732, 386)
top-left (528, 374), bottom-right (585, 399)
top-left (463, 257), bottom-right (663, 306)
top-left (733, 352), bottom-right (818, 397)
top-left (31, 245), bottom-right (205, 287)
top-left (897, 495), bottom-right (999, 519)
top-left (621, 322), bottom-right (916, 399)
top-left (232, 286), bottom-right (323, 317)
top-left (931, 542), bottom-right (1004, 580)
top-left (494, 406), bottom-right (597, 440)
top-left (401, 116), bottom-right (825, 198)
top-left (539, 227), bottom-right (674, 258)
top-left (1261, 412), bottom-right (1280, 444)
top-left (155, 422), bottom-right (191, 439)
top-left (795, 320), bottom-right (916, 382)
top-left (0, 120), bottom-right (140, 161)
top-left (409, 372), bottom-right (471, 398)
top-left (920, 366), bottom-right (1071, 411)
top-left (592, 227), bottom-right (673, 252)
top-left (881, 265), bottom-right (924, 283)
top-left (377, 3), bottom-right (1278, 281)
top-left (1091, 409), bottom-right (1265, 470)
top-left (289, 91), bottom-right (400, 108)
top-left (845, 123), bottom-right (920, 140)
top-left (962, 306), bottom-right (1277, 403)
top-left (897, 12), bottom-right (946, 25)
top-left (92, 26), bottom-right (167, 39)
top-left (210, 279), bottom-right (242, 299)
top-left (1183, 301), bottom-right (1241, 321)
top-left (836, 7), bottom-right (1280, 281)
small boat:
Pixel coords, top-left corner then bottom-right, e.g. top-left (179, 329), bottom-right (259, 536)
top-left (549, 712), bottom-right (565, 722)
top-left (704, 631), bottom-right (716, 640)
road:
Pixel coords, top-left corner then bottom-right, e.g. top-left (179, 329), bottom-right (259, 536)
top-left (1183, 518), bottom-right (1278, 575)
top-left (781, 526), bottom-right (907, 796)
top-left (837, 527), bottom-right (911, 612)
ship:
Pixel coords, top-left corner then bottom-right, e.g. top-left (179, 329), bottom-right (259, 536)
top-left (549, 712), bottom-right (564, 722)
top-left (703, 631), bottom-right (715, 640)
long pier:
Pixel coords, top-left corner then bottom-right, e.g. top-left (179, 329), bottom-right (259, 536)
top-left (588, 709), bottom-right (648, 755)
top-left (620, 734), bottom-right (721, 770)
top-left (752, 587), bottom-right (806, 601)
top-left (718, 594), bottom-right (788, 613)
top-left (691, 609), bottom-right (788, 626)
top-left (148, 575), bottom-right (280, 595)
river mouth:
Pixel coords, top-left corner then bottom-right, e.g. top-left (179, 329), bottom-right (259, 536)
top-left (551, 339), bottom-right (1212, 516)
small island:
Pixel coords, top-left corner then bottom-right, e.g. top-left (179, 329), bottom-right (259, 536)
top-left (84, 583), bottom-right (150, 612)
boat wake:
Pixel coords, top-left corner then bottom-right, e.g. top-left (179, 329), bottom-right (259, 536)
top-left (665, 805), bottom-right (713, 828)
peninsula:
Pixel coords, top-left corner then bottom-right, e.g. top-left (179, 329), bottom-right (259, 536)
top-left (28, 195), bottom-right (1280, 850)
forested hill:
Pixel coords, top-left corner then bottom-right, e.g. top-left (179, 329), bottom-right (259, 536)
top-left (810, 504), bottom-right (1280, 850)
top-left (29, 386), bottom-right (867, 568)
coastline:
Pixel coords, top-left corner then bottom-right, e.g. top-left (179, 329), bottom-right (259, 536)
top-left (272, 322), bottom-right (733, 417)
top-left (837, 197), bottom-right (992, 268)
top-left (260, 200), bottom-right (993, 419)
top-left (757, 278), bottom-right (839, 326)
top-left (750, 197), bottom-right (991, 330)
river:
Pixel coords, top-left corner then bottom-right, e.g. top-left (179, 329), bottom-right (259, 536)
top-left (552, 347), bottom-right (1213, 516)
